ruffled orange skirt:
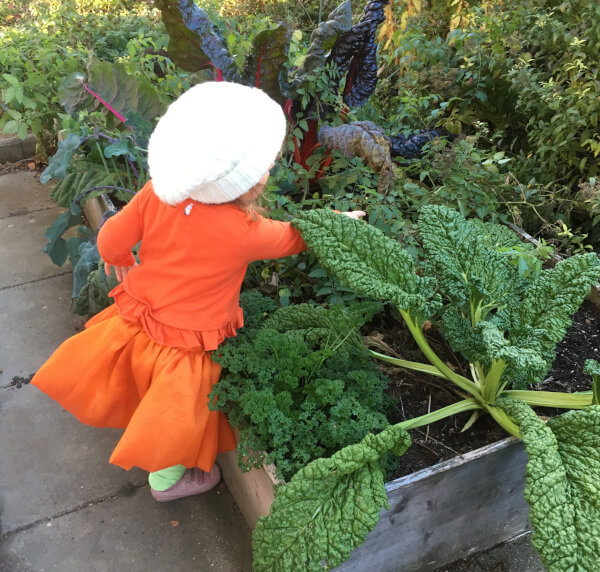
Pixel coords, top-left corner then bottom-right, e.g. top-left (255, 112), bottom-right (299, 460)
top-left (31, 305), bottom-right (237, 473)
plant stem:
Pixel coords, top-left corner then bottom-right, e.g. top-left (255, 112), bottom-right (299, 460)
top-left (503, 389), bottom-right (593, 409)
top-left (400, 310), bottom-right (480, 399)
top-left (396, 398), bottom-right (481, 432)
top-left (368, 350), bottom-right (448, 379)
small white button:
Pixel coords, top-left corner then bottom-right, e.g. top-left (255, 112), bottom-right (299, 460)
top-left (184, 204), bottom-right (193, 215)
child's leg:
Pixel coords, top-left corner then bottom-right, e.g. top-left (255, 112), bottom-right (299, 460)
top-left (148, 464), bottom-right (187, 491)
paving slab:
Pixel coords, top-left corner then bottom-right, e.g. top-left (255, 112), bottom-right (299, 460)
top-left (0, 479), bottom-right (252, 572)
top-left (0, 171), bottom-right (55, 218)
top-left (0, 273), bottom-right (83, 381)
top-left (0, 383), bottom-right (148, 533)
top-left (0, 208), bottom-right (73, 289)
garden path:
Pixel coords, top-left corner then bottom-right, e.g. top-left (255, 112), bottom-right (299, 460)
top-left (0, 171), bottom-right (252, 572)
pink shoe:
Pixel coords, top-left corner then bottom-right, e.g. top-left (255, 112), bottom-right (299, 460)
top-left (151, 465), bottom-right (221, 502)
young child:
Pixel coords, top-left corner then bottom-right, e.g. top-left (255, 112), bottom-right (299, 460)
top-left (32, 81), bottom-right (364, 502)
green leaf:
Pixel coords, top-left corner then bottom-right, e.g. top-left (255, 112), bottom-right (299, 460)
top-left (2, 73), bottom-right (19, 86)
top-left (253, 424), bottom-right (411, 571)
top-left (497, 398), bottom-right (600, 571)
top-left (104, 139), bottom-right (132, 159)
top-left (499, 253), bottom-right (600, 373)
top-left (40, 133), bottom-right (83, 184)
top-left (419, 205), bottom-right (519, 312)
top-left (3, 120), bottom-right (19, 135)
top-left (292, 209), bottom-right (440, 319)
top-left (58, 59), bottom-right (166, 122)
top-left (43, 205), bottom-right (83, 266)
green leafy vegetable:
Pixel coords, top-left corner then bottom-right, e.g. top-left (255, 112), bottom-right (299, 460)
top-left (211, 296), bottom-right (391, 480)
top-left (253, 424), bottom-right (411, 572)
top-left (497, 398), bottom-right (600, 572)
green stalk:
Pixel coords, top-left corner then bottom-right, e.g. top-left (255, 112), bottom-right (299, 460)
top-left (503, 389), bottom-right (593, 409)
top-left (482, 359), bottom-right (507, 402)
top-left (486, 405), bottom-right (521, 437)
top-left (396, 398), bottom-right (481, 432)
top-left (368, 350), bottom-right (448, 379)
top-left (400, 310), bottom-right (480, 399)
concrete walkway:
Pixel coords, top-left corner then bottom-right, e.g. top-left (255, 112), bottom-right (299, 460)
top-left (0, 171), bottom-right (252, 572)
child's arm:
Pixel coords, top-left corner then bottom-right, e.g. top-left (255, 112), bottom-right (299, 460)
top-left (243, 211), bottom-right (366, 262)
top-left (97, 190), bottom-right (144, 278)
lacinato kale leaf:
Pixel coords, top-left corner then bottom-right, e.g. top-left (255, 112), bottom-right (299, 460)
top-left (292, 209), bottom-right (441, 320)
top-left (253, 423), bottom-right (411, 572)
top-left (498, 398), bottom-right (600, 571)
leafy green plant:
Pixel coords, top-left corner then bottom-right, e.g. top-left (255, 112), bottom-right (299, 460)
top-left (211, 293), bottom-right (391, 480)
top-left (250, 206), bottom-right (600, 570)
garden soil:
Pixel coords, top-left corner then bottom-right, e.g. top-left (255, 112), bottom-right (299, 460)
top-left (368, 300), bottom-right (600, 479)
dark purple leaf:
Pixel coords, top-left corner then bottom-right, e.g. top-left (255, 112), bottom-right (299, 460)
top-left (390, 129), bottom-right (456, 159)
top-left (155, 0), bottom-right (241, 82)
top-left (328, 0), bottom-right (389, 107)
top-left (242, 24), bottom-right (291, 105)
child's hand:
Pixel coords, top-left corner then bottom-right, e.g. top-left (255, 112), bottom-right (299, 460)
top-left (341, 210), bottom-right (367, 219)
top-left (104, 262), bottom-right (136, 282)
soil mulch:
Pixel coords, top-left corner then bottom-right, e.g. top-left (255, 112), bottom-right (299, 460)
top-left (369, 300), bottom-right (600, 479)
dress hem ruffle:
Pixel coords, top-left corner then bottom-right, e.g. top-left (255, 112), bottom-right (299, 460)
top-left (86, 285), bottom-right (244, 350)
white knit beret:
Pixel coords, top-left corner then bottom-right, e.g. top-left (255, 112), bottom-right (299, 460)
top-left (148, 82), bottom-right (286, 205)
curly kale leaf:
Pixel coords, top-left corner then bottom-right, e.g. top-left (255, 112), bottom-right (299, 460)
top-left (318, 121), bottom-right (395, 194)
top-left (497, 398), bottom-right (600, 571)
top-left (293, 209), bottom-right (440, 320)
top-left (328, 0), bottom-right (389, 107)
top-left (419, 205), bottom-right (520, 312)
top-left (253, 424), bottom-right (411, 572)
top-left (212, 305), bottom-right (392, 480)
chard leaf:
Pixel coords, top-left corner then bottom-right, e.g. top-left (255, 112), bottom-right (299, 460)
top-left (318, 121), bottom-right (394, 194)
top-left (156, 0), bottom-right (241, 82)
top-left (292, 209), bottom-right (440, 319)
top-left (242, 24), bottom-right (290, 105)
top-left (253, 424), bottom-right (411, 571)
top-left (58, 59), bottom-right (166, 122)
top-left (418, 205), bottom-right (520, 312)
top-left (328, 0), bottom-right (389, 107)
top-left (294, 0), bottom-right (352, 83)
top-left (497, 398), bottom-right (600, 571)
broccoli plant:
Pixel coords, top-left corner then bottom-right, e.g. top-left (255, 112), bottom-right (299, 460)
top-left (251, 207), bottom-right (600, 571)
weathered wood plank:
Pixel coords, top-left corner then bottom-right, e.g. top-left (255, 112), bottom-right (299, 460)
top-left (336, 437), bottom-right (530, 571)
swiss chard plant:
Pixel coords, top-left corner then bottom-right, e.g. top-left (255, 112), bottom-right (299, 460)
top-left (250, 206), bottom-right (600, 571)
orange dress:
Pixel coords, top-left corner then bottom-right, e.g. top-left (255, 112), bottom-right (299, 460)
top-left (32, 181), bottom-right (307, 472)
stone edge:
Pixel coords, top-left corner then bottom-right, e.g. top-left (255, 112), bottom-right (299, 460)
top-left (0, 135), bottom-right (36, 164)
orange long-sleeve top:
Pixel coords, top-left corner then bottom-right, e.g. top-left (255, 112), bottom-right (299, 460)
top-left (96, 181), bottom-right (307, 349)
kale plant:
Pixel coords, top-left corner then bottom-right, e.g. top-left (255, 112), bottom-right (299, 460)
top-left (211, 295), bottom-right (392, 481)
top-left (251, 207), bottom-right (600, 571)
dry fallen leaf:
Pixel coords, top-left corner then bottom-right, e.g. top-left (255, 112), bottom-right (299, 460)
top-left (27, 162), bottom-right (36, 170)
top-left (170, 520), bottom-right (179, 528)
